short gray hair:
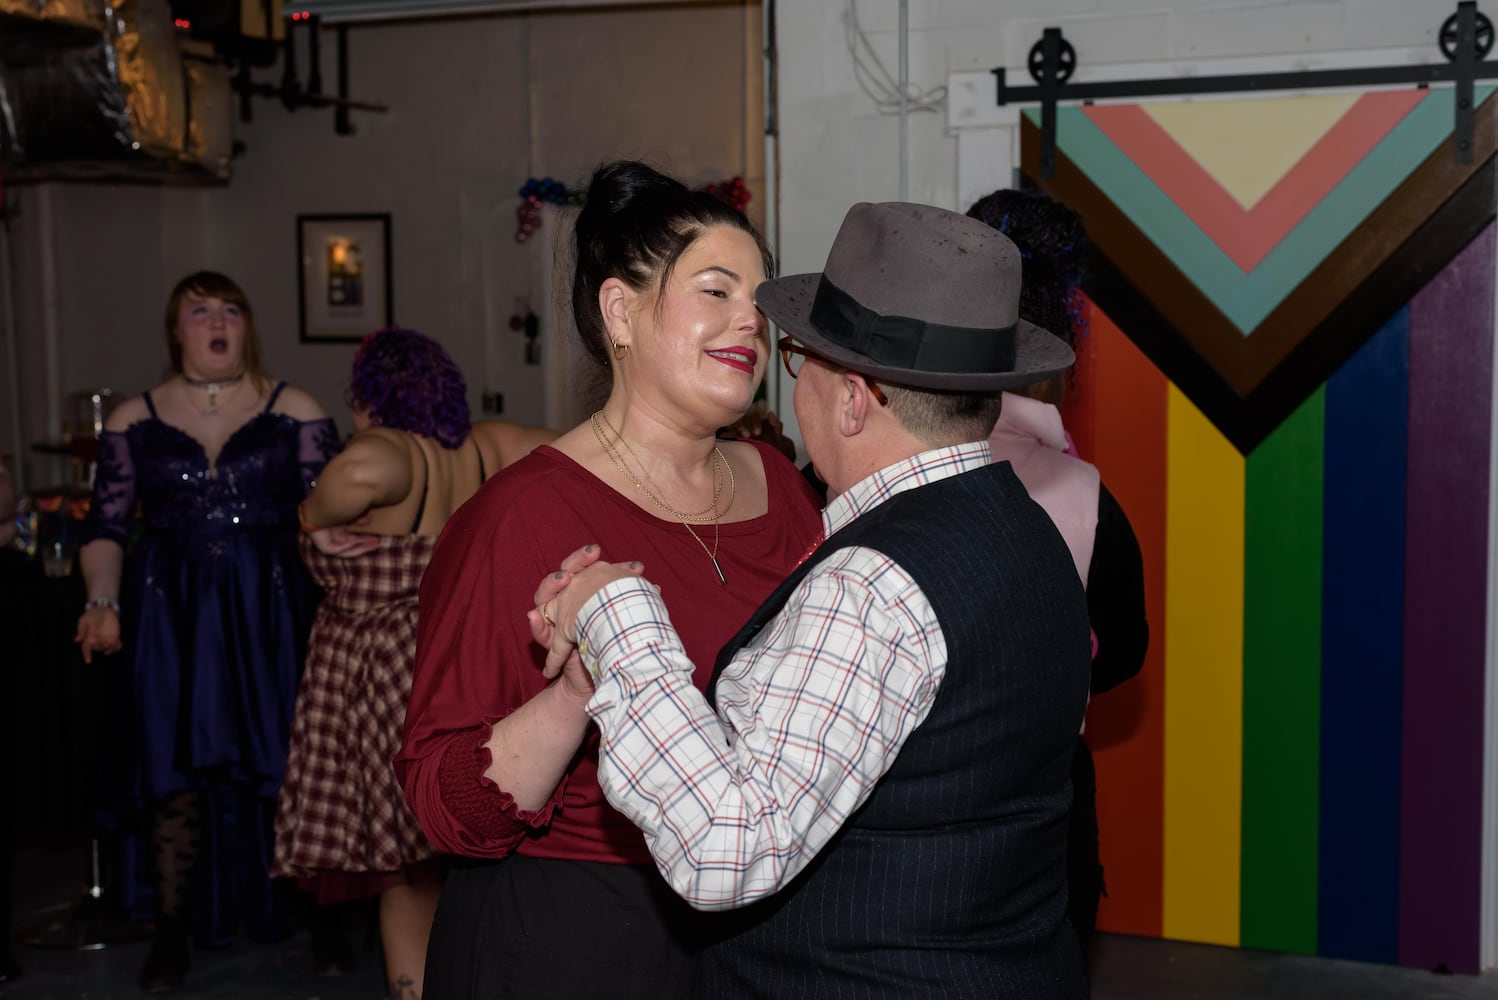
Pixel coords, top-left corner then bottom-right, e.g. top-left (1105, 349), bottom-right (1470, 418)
top-left (882, 383), bottom-right (1003, 447)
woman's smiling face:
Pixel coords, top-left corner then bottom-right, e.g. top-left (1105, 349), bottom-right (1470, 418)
top-left (627, 225), bottom-right (770, 429)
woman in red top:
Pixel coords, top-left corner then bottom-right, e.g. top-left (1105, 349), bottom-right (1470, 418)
top-left (396, 161), bottom-right (823, 999)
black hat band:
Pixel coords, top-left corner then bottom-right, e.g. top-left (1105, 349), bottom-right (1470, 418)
top-left (808, 277), bottom-right (1018, 374)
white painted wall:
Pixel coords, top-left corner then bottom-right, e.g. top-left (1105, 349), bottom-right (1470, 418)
top-left (777, 0), bottom-right (1445, 250)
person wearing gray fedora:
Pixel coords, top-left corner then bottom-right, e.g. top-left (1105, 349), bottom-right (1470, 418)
top-left (531, 201), bottom-right (1093, 999)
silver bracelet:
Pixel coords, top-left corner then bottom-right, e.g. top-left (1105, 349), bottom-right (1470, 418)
top-left (85, 597), bottom-right (121, 614)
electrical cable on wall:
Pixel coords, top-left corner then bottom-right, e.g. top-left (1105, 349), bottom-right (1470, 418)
top-left (844, 0), bottom-right (945, 115)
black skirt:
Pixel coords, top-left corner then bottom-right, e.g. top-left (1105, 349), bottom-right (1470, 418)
top-left (423, 854), bottom-right (702, 1000)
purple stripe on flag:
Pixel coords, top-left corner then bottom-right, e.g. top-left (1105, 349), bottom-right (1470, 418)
top-left (1399, 223), bottom-right (1495, 973)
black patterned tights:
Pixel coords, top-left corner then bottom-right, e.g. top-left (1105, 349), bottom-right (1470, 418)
top-left (151, 791), bottom-right (202, 918)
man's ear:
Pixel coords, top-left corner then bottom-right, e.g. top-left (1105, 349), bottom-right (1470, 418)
top-left (599, 277), bottom-right (635, 348)
top-left (838, 371), bottom-right (872, 438)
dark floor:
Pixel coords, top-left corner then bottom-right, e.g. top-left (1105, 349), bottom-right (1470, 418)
top-left (2, 930), bottom-right (385, 999)
top-left (1088, 934), bottom-right (1498, 1000)
top-left (4, 845), bottom-right (1495, 999)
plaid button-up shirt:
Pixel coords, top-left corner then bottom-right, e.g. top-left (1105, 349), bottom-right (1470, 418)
top-left (576, 441), bottom-right (994, 910)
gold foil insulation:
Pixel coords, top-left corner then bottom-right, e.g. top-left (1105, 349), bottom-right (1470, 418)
top-left (0, 0), bottom-right (231, 181)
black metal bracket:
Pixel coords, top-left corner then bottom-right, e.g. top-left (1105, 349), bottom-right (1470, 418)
top-left (335, 25), bottom-right (353, 135)
top-left (1036, 28), bottom-right (1068, 180)
top-left (230, 15), bottom-right (385, 136)
top-left (1453, 3), bottom-right (1485, 161)
top-left (997, 1), bottom-right (1495, 178)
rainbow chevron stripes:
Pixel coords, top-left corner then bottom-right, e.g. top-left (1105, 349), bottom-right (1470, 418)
top-left (1029, 89), bottom-right (1494, 973)
top-left (1027, 89), bottom-right (1497, 451)
top-left (1080, 91), bottom-right (1427, 300)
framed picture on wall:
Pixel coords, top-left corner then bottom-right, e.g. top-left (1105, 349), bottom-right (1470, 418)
top-left (296, 213), bottom-right (393, 343)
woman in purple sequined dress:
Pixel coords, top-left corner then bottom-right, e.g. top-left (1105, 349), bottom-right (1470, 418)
top-left (74, 272), bottom-right (340, 993)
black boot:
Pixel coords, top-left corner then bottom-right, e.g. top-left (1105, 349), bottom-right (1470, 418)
top-left (138, 915), bottom-right (190, 993)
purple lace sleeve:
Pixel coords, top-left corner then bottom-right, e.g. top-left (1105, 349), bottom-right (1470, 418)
top-left (298, 418), bottom-right (342, 494)
top-left (86, 430), bottom-right (137, 545)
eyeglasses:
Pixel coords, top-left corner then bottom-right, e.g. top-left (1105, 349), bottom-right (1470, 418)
top-left (777, 335), bottom-right (888, 407)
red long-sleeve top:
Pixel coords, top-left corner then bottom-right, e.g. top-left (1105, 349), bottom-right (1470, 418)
top-left (396, 442), bottom-right (823, 865)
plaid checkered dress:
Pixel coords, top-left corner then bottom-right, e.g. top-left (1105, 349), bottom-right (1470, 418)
top-left (272, 534), bottom-right (438, 879)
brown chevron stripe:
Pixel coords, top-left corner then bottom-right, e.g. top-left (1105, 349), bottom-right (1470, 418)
top-left (1021, 93), bottom-right (1497, 453)
top-left (1244, 93), bottom-right (1496, 390)
top-left (1020, 116), bottom-right (1246, 390)
top-left (1021, 92), bottom-right (1495, 398)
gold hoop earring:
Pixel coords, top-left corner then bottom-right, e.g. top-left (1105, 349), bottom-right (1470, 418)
top-left (610, 339), bottom-right (629, 361)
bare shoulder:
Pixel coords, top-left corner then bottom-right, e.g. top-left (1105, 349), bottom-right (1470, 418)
top-left (350, 426), bottom-right (411, 456)
top-left (103, 395), bottom-right (152, 432)
top-left (322, 427), bottom-right (411, 479)
top-left (473, 419), bottom-right (561, 468)
top-left (269, 384), bottom-right (329, 422)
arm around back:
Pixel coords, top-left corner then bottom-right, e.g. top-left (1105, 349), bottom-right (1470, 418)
top-left (299, 427), bottom-right (413, 530)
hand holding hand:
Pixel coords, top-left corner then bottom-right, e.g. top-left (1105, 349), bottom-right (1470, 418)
top-left (529, 545), bottom-right (605, 696)
top-left (528, 545), bottom-right (645, 690)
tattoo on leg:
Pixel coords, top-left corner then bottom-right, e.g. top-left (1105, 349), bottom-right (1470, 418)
top-left (388, 974), bottom-right (418, 1000)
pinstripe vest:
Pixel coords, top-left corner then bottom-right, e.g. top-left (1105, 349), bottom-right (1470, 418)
top-left (701, 461), bottom-right (1092, 999)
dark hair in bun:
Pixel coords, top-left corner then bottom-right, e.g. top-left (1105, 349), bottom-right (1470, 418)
top-left (571, 160), bottom-right (774, 368)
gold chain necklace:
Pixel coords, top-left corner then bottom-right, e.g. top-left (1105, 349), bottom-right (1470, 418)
top-left (590, 411), bottom-right (728, 584)
top-left (590, 412), bottom-right (735, 521)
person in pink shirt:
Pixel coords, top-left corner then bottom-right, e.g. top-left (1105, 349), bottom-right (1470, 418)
top-left (969, 188), bottom-right (1150, 977)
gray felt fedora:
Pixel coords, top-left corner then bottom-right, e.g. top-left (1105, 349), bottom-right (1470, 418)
top-left (755, 202), bottom-right (1074, 391)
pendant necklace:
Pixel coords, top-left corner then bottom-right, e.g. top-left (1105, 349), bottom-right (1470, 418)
top-left (590, 411), bottom-right (732, 585)
top-left (183, 373), bottom-right (244, 416)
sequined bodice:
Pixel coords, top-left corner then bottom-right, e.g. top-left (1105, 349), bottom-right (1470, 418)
top-left (133, 415), bottom-right (310, 533)
top-left (87, 388), bottom-right (340, 545)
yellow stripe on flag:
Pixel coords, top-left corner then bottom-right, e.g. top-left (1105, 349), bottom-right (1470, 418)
top-left (1162, 385), bottom-right (1245, 946)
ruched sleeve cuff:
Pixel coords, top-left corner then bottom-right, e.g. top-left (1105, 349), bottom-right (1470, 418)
top-left (435, 726), bottom-right (563, 848)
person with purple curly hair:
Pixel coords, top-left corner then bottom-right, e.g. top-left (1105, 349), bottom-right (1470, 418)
top-left (343, 328), bottom-right (474, 449)
top-left (272, 327), bottom-right (555, 998)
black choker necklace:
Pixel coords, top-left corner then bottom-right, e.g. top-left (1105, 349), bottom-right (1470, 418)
top-left (182, 373), bottom-right (244, 390)
top-left (182, 373), bottom-right (245, 416)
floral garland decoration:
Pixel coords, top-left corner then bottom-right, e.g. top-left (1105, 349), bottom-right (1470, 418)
top-left (515, 176), bottom-right (752, 242)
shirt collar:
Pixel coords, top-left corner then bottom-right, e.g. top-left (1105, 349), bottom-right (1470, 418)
top-left (990, 391), bottom-right (1069, 453)
top-left (822, 440), bottom-right (993, 536)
